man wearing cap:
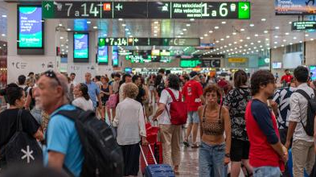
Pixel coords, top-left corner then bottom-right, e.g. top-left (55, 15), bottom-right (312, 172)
top-left (182, 71), bottom-right (204, 148)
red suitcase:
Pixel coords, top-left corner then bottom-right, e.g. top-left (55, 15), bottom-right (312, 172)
top-left (140, 142), bottom-right (163, 174)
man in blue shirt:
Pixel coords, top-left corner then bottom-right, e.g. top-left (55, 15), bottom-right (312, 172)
top-left (85, 72), bottom-right (102, 110)
top-left (35, 70), bottom-right (84, 177)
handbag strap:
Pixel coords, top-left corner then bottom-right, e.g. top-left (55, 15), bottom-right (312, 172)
top-left (16, 109), bottom-right (23, 132)
top-left (165, 88), bottom-right (181, 102)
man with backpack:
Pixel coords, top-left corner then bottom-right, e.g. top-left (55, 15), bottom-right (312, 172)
top-left (285, 66), bottom-right (315, 177)
top-left (36, 70), bottom-right (123, 177)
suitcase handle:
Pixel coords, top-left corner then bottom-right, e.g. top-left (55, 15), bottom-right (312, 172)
top-left (139, 144), bottom-right (158, 166)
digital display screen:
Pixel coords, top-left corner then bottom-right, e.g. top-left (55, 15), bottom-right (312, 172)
top-left (73, 33), bottom-right (89, 62)
top-left (18, 5), bottom-right (43, 48)
top-left (276, 0), bottom-right (316, 15)
top-left (180, 59), bottom-right (201, 68)
top-left (310, 66), bottom-right (316, 80)
top-left (292, 21), bottom-right (316, 31)
top-left (112, 46), bottom-right (119, 67)
top-left (42, 1), bottom-right (250, 20)
top-left (160, 50), bottom-right (171, 56)
top-left (99, 37), bottom-right (200, 46)
top-left (272, 62), bottom-right (282, 69)
top-left (97, 46), bottom-right (108, 64)
top-left (151, 50), bottom-right (160, 56)
top-left (74, 19), bottom-right (88, 31)
top-left (124, 67), bottom-right (132, 74)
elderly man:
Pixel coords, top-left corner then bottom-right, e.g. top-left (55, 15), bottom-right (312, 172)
top-left (34, 70), bottom-right (84, 177)
top-left (84, 72), bottom-right (102, 110)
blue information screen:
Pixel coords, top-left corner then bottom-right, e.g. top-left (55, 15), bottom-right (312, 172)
top-left (18, 6), bottom-right (43, 48)
top-left (112, 46), bottom-right (119, 67)
top-left (97, 46), bottom-right (108, 64)
top-left (310, 66), bottom-right (316, 81)
top-left (73, 33), bottom-right (89, 61)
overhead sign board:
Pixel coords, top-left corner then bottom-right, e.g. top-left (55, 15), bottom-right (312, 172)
top-left (180, 58), bottom-right (220, 68)
top-left (99, 37), bottom-right (200, 46)
top-left (292, 21), bottom-right (316, 30)
top-left (42, 1), bottom-right (250, 19)
top-left (228, 57), bottom-right (247, 63)
top-left (275, 0), bottom-right (316, 15)
top-left (200, 59), bottom-right (221, 67)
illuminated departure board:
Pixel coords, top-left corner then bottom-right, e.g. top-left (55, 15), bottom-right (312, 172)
top-left (98, 37), bottom-right (200, 46)
top-left (42, 1), bottom-right (250, 19)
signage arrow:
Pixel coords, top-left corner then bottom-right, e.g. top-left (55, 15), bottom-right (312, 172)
top-left (45, 3), bottom-right (51, 11)
top-left (241, 4), bottom-right (248, 11)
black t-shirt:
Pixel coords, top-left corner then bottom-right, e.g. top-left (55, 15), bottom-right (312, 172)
top-left (136, 86), bottom-right (145, 105)
top-left (0, 109), bottom-right (40, 147)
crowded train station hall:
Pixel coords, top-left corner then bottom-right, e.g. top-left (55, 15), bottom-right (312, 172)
top-left (1, 0), bottom-right (316, 177)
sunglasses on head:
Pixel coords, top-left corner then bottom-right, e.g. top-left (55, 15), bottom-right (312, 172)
top-left (44, 70), bottom-right (61, 86)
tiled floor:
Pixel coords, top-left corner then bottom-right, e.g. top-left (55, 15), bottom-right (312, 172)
top-left (178, 146), bottom-right (199, 177)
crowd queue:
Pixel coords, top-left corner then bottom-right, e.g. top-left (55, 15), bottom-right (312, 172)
top-left (0, 66), bottom-right (315, 177)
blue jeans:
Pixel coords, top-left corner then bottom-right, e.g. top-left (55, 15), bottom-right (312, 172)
top-left (199, 142), bottom-right (227, 177)
top-left (253, 166), bottom-right (281, 177)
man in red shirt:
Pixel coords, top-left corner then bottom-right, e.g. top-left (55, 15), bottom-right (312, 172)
top-left (245, 70), bottom-right (288, 176)
top-left (182, 71), bottom-right (204, 148)
top-left (280, 69), bottom-right (293, 85)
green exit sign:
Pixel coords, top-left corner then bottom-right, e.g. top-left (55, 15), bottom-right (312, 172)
top-left (238, 2), bottom-right (250, 19)
top-left (180, 59), bottom-right (201, 68)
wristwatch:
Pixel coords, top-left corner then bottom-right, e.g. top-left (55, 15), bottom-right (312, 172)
top-left (225, 153), bottom-right (230, 158)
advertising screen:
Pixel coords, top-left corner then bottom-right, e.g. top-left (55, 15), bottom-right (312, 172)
top-left (276, 0), bottom-right (316, 15)
top-left (97, 46), bottom-right (108, 65)
top-left (310, 66), bottom-right (316, 80)
top-left (112, 46), bottom-right (119, 67)
top-left (73, 33), bottom-right (89, 62)
top-left (18, 5), bottom-right (43, 49)
top-left (272, 62), bottom-right (282, 69)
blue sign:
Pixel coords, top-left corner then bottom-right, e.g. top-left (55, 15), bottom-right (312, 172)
top-left (73, 33), bottom-right (89, 62)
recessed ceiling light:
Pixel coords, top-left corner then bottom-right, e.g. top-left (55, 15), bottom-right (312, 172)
top-left (311, 38), bottom-right (314, 41)
top-left (209, 30), bottom-right (213, 33)
top-left (154, 30), bottom-right (158, 33)
top-left (266, 38), bottom-right (269, 41)
top-left (122, 24), bottom-right (126, 27)
top-left (258, 40), bottom-right (261, 43)
top-left (274, 41), bottom-right (278, 44)
top-left (61, 44), bottom-right (64, 47)
top-left (246, 37), bottom-right (251, 40)
top-left (229, 43), bottom-right (232, 46)
top-left (293, 37), bottom-right (297, 39)
top-left (216, 40), bottom-right (219, 43)
top-left (200, 37), bottom-right (204, 39)
top-left (289, 21), bottom-right (292, 24)
top-left (290, 43), bottom-right (293, 45)
top-left (183, 29), bottom-right (187, 31)
top-left (261, 18), bottom-right (266, 22)
top-left (154, 34), bottom-right (157, 37)
top-left (190, 18), bottom-right (195, 21)
top-left (250, 24), bottom-right (255, 27)
top-left (87, 21), bottom-right (91, 24)
top-left (274, 35), bottom-right (278, 38)
top-left (281, 45), bottom-right (285, 47)
top-left (129, 35), bottom-right (133, 38)
top-left (255, 34), bottom-right (259, 37)
top-left (240, 28), bottom-right (245, 32)
top-left (264, 30), bottom-right (268, 34)
top-left (305, 34), bottom-right (309, 37)
top-left (186, 24), bottom-right (191, 27)
top-left (127, 32), bottom-right (131, 35)
top-left (274, 46), bottom-right (277, 49)
top-left (275, 26), bottom-right (280, 30)
top-left (221, 21), bottom-right (226, 24)
top-left (180, 32), bottom-right (184, 35)
top-left (234, 41), bottom-right (237, 44)
top-left (266, 43), bottom-right (270, 46)
top-left (239, 39), bottom-right (243, 42)
top-left (103, 34), bottom-right (107, 37)
top-left (226, 35), bottom-right (230, 38)
top-left (58, 23), bottom-right (62, 27)
top-left (285, 32), bottom-right (290, 35)
top-left (60, 36), bottom-right (64, 40)
top-left (93, 26), bottom-right (98, 29)
top-left (125, 28), bottom-right (129, 31)
top-left (154, 26), bottom-right (158, 29)
top-left (119, 18), bottom-right (123, 21)
top-left (283, 39), bottom-right (286, 42)
top-left (251, 42), bottom-right (254, 45)
top-left (220, 38), bottom-right (224, 41)
top-left (2, 15), bottom-right (7, 18)
top-left (67, 28), bottom-right (71, 31)
top-left (300, 41), bottom-right (303, 43)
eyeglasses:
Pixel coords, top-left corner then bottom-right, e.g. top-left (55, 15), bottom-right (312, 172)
top-left (44, 70), bottom-right (61, 86)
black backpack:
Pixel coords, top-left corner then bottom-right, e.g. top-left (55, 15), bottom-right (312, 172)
top-left (156, 80), bottom-right (165, 97)
top-left (0, 109), bottom-right (43, 167)
top-left (56, 109), bottom-right (123, 177)
top-left (296, 89), bottom-right (316, 137)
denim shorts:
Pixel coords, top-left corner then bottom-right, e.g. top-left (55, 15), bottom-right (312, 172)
top-left (253, 166), bottom-right (281, 177)
top-left (187, 111), bottom-right (200, 124)
top-left (199, 142), bottom-right (227, 177)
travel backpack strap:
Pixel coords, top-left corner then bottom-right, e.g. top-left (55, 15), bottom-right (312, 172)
top-left (16, 109), bottom-right (23, 132)
top-left (296, 89), bottom-right (311, 100)
top-left (165, 88), bottom-right (178, 102)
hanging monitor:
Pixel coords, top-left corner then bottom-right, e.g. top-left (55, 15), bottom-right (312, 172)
top-left (17, 5), bottom-right (44, 55)
top-left (97, 46), bottom-right (108, 65)
top-left (112, 46), bottom-right (119, 67)
top-left (73, 33), bottom-right (89, 62)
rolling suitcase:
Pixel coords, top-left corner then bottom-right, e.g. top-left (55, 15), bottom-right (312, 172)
top-left (140, 144), bottom-right (175, 177)
top-left (140, 142), bottom-right (163, 174)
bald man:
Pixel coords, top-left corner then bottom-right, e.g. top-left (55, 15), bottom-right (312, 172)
top-left (35, 70), bottom-right (84, 177)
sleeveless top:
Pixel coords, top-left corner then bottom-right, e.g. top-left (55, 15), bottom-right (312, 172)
top-left (201, 105), bottom-right (224, 136)
top-left (101, 85), bottom-right (110, 101)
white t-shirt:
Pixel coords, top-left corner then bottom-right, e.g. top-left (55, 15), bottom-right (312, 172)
top-left (158, 88), bottom-right (180, 125)
top-left (72, 97), bottom-right (94, 111)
